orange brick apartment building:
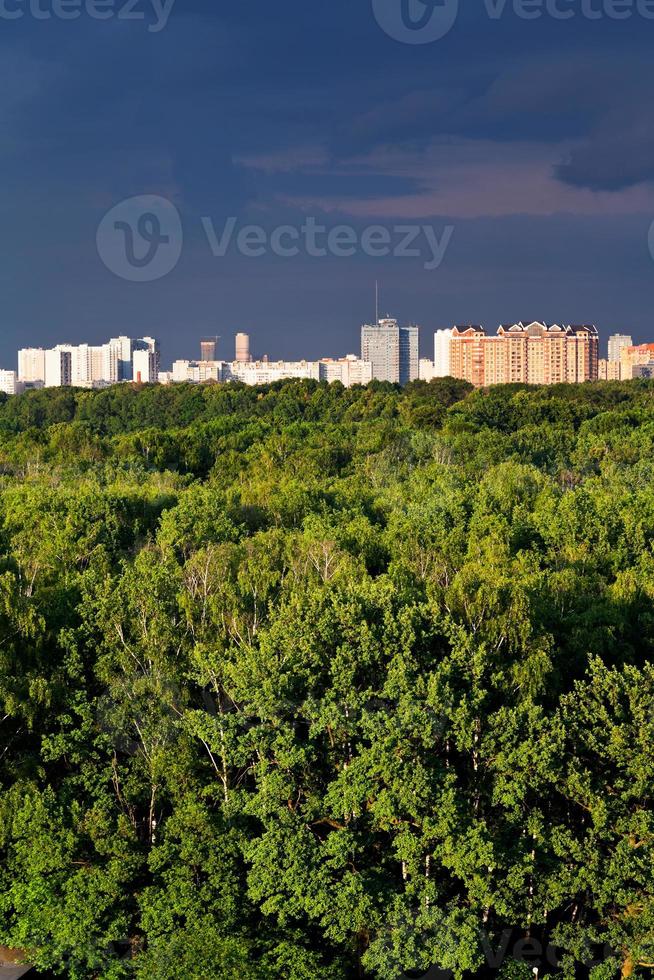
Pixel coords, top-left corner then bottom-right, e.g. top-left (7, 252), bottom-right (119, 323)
top-left (449, 322), bottom-right (599, 387)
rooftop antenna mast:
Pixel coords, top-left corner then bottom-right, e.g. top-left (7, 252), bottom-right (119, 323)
top-left (375, 280), bottom-right (379, 324)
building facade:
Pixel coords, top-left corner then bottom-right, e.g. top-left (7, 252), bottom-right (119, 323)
top-left (598, 359), bottom-right (622, 381)
top-left (201, 337), bottom-right (218, 362)
top-left (447, 322), bottom-right (599, 387)
top-left (133, 348), bottom-right (158, 384)
top-left (318, 356), bottom-right (372, 387)
top-left (18, 348), bottom-right (46, 383)
top-left (0, 370), bottom-right (23, 395)
top-left (608, 333), bottom-right (633, 363)
top-left (361, 318), bottom-right (419, 385)
top-left (434, 329), bottom-right (452, 378)
top-left (172, 360), bottom-right (223, 383)
top-left (44, 348), bottom-right (73, 388)
top-left (449, 326), bottom-right (486, 388)
top-left (229, 360), bottom-right (321, 385)
top-left (235, 333), bottom-right (251, 363)
top-left (419, 359), bottom-right (435, 382)
top-left (620, 343), bottom-right (654, 379)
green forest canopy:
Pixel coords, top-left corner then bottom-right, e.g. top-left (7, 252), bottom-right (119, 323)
top-left (0, 377), bottom-right (654, 979)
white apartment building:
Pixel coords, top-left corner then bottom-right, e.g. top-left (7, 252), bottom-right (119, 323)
top-left (172, 360), bottom-right (224, 383)
top-left (70, 344), bottom-right (109, 388)
top-left (18, 347), bottom-right (46, 383)
top-left (228, 360), bottom-right (321, 385)
top-left (45, 347), bottom-right (73, 388)
top-left (19, 336), bottom-right (161, 389)
top-left (0, 370), bottom-right (24, 395)
top-left (133, 348), bottom-right (158, 384)
top-left (434, 329), bottom-right (453, 377)
top-left (419, 359), bottom-right (436, 382)
top-left (318, 356), bottom-right (372, 387)
top-left (170, 357), bottom-right (371, 388)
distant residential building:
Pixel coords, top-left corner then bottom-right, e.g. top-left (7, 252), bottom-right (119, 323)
top-left (133, 348), bottom-right (158, 384)
top-left (608, 333), bottom-right (633, 362)
top-left (361, 317), bottom-right (419, 385)
top-left (140, 337), bottom-right (161, 384)
top-left (399, 323), bottom-right (419, 385)
top-left (450, 325), bottom-right (487, 388)
top-left (229, 360), bottom-right (320, 385)
top-left (419, 359), bottom-right (435, 382)
top-left (620, 343), bottom-right (654, 379)
top-left (434, 329), bottom-right (452, 378)
top-left (104, 336), bottom-right (136, 381)
top-left (449, 322), bottom-right (599, 387)
top-left (598, 359), bottom-right (621, 381)
top-left (631, 362), bottom-right (654, 380)
top-left (172, 360), bottom-right (224, 383)
top-left (44, 347), bottom-right (73, 388)
top-left (70, 344), bottom-right (108, 388)
top-left (201, 337), bottom-right (218, 362)
top-left (18, 347), bottom-right (46, 383)
top-left (0, 370), bottom-right (23, 395)
top-left (235, 333), bottom-right (251, 363)
top-left (318, 356), bottom-right (373, 387)
top-left (170, 356), bottom-right (371, 388)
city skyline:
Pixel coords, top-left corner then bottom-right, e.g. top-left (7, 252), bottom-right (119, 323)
top-left (2, 312), bottom-right (636, 374)
top-left (10, 322), bottom-right (654, 395)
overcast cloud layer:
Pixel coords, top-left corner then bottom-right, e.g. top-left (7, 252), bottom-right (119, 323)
top-left (1, 0), bottom-right (653, 364)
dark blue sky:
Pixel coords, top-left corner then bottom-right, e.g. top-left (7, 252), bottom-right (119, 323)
top-left (2, 0), bottom-right (653, 366)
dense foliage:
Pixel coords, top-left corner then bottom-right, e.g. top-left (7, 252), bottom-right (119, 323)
top-left (1, 377), bottom-right (654, 979)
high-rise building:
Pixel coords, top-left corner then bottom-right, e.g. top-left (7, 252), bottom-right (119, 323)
top-left (434, 329), bottom-right (453, 377)
top-left (137, 337), bottom-right (161, 380)
top-left (201, 337), bottom-right (218, 362)
top-left (44, 347), bottom-right (73, 388)
top-left (399, 324), bottom-right (419, 385)
top-left (105, 336), bottom-right (137, 381)
top-left (449, 322), bottom-right (599, 387)
top-left (235, 333), bottom-right (251, 363)
top-left (18, 336), bottom-right (160, 389)
top-left (608, 333), bottom-right (633, 363)
top-left (70, 344), bottom-right (109, 387)
top-left (449, 326), bottom-right (486, 388)
top-left (18, 348), bottom-right (46, 383)
top-left (361, 319), bottom-right (399, 383)
top-left (361, 318), bottom-right (419, 385)
top-left (133, 348), bottom-right (158, 384)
